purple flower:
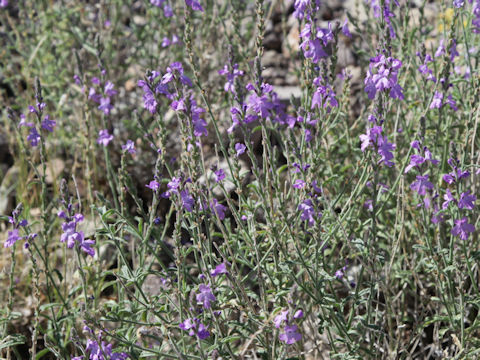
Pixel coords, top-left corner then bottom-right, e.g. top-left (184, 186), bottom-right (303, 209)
top-left (162, 37), bottom-right (171, 47)
top-left (4, 229), bottom-right (21, 248)
top-left (443, 160), bottom-right (470, 184)
top-left (104, 81), bottom-right (117, 97)
top-left (235, 143), bottom-right (246, 156)
top-left (359, 125), bottom-right (382, 152)
top-left (27, 127), bottom-right (41, 147)
top-left (210, 199), bottom-right (227, 220)
top-left (293, 310), bottom-right (304, 319)
top-left (431, 208), bottom-right (445, 224)
top-left (458, 191), bottom-right (476, 210)
top-left (298, 199), bottom-right (321, 227)
top-left (404, 144), bottom-right (439, 173)
top-left (279, 325), bottom-right (302, 345)
top-left (196, 284), bottom-right (216, 308)
top-left (364, 54), bottom-right (403, 100)
top-left (246, 83), bottom-right (275, 119)
top-left (138, 80), bottom-right (158, 114)
top-left (211, 262), bottom-right (228, 277)
top-left (342, 18), bottom-right (352, 37)
top-left (410, 175), bottom-right (434, 196)
top-left (41, 115), bottom-right (56, 132)
top-left (430, 91), bottom-right (443, 109)
top-left (442, 189), bottom-right (456, 209)
top-left (98, 97), bottom-right (113, 115)
top-left (19, 114), bottom-right (34, 128)
top-left (179, 318), bottom-right (196, 335)
top-left (196, 323), bottom-right (210, 340)
top-left (122, 140), bottom-right (136, 154)
top-left (186, 0), bottom-right (203, 11)
top-left (168, 177), bottom-right (181, 191)
top-left (446, 94), bottom-right (458, 111)
top-left (214, 168), bottom-right (226, 183)
top-left (85, 337), bottom-right (128, 360)
top-left (60, 221), bottom-right (84, 249)
top-left (146, 180), bottom-right (160, 191)
top-left (274, 310), bottom-right (289, 328)
top-left (181, 189), bottom-right (195, 212)
top-left (293, 179), bottom-right (306, 189)
top-left (179, 318), bottom-right (210, 339)
top-left (79, 238), bottom-right (96, 257)
top-left (163, 3), bottom-right (173, 16)
top-left (97, 129), bottom-right (114, 146)
top-left (218, 64), bottom-right (244, 93)
top-left (150, 0), bottom-right (165, 7)
top-left (376, 135), bottom-right (395, 167)
top-left (451, 217), bottom-right (475, 240)
top-left (299, 23), bottom-right (331, 63)
top-left (0, 0), bottom-right (8, 8)
top-left (311, 77), bottom-right (338, 111)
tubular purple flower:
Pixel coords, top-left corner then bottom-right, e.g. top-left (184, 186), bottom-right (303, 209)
top-left (196, 284), bottom-right (216, 308)
top-left (5, 229), bottom-right (22, 248)
top-left (235, 143), bottom-right (246, 156)
top-left (410, 175), bottom-right (434, 196)
top-left (146, 180), bottom-right (160, 191)
top-left (41, 115), bottom-right (56, 132)
top-left (279, 325), bottom-right (302, 344)
top-left (458, 191), bottom-right (476, 210)
top-left (186, 0), bottom-right (203, 11)
top-left (122, 140), bottom-right (136, 154)
top-left (211, 262), bottom-right (228, 277)
top-left (451, 217), bottom-right (475, 240)
top-left (97, 129), bottom-right (114, 146)
top-left (27, 127), bottom-right (41, 147)
top-left (181, 189), bottom-right (195, 212)
top-left (274, 310), bottom-right (289, 328)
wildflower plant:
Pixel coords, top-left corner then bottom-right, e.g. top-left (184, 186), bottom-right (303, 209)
top-left (0, 0), bottom-right (479, 359)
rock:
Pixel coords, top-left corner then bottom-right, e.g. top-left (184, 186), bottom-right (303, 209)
top-left (36, 158), bottom-right (65, 185)
top-left (274, 85), bottom-right (302, 103)
top-left (262, 50), bottom-right (282, 67)
top-left (337, 40), bottom-right (356, 68)
top-left (133, 15), bottom-right (147, 26)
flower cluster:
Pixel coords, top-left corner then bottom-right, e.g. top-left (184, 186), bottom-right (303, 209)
top-left (150, 0), bottom-right (173, 17)
top-left (228, 82), bottom-right (291, 133)
top-left (218, 63), bottom-right (244, 94)
top-left (88, 77), bottom-right (117, 115)
top-left (162, 34), bottom-right (180, 48)
top-left (364, 54), bottom-right (404, 100)
top-left (19, 102), bottom-right (56, 147)
top-left (97, 129), bottom-right (114, 147)
top-left (274, 309), bottom-right (303, 345)
top-left (417, 52), bottom-right (436, 83)
top-left (299, 23), bottom-right (335, 63)
top-left (404, 140), bottom-right (438, 208)
top-left (138, 63), bottom-right (208, 138)
top-left (311, 75), bottom-right (338, 112)
top-left (58, 192), bottom-right (95, 257)
top-left (359, 122), bottom-right (395, 167)
top-left (179, 317), bottom-right (210, 339)
top-left (4, 204), bottom-right (36, 248)
top-left (292, 0), bottom-right (320, 19)
top-left (297, 180), bottom-right (322, 227)
top-left (441, 158), bottom-right (476, 240)
top-left (76, 326), bottom-right (128, 360)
